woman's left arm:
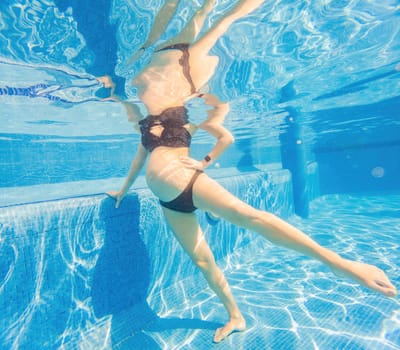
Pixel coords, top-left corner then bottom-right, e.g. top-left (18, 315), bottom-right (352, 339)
top-left (197, 120), bottom-right (235, 169)
top-left (181, 93), bottom-right (234, 170)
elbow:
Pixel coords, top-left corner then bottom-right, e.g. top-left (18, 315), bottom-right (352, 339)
top-left (224, 132), bottom-right (235, 146)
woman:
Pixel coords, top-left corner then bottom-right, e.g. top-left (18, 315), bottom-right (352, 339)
top-left (107, 0), bottom-right (397, 343)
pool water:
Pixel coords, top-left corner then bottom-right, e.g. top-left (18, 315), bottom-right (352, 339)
top-left (136, 194), bottom-right (400, 350)
top-left (1, 1), bottom-right (400, 349)
top-left (2, 187), bottom-right (398, 349)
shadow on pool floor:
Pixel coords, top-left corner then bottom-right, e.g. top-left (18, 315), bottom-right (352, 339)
top-left (114, 194), bottom-right (400, 350)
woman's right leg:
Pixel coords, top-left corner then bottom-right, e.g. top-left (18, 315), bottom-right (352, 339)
top-left (162, 207), bottom-right (246, 342)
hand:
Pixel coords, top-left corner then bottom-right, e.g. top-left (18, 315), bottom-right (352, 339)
top-left (179, 156), bottom-right (205, 171)
top-left (105, 191), bottom-right (126, 208)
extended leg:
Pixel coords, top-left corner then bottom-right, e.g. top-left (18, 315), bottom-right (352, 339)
top-left (162, 207), bottom-right (246, 342)
top-left (192, 174), bottom-right (397, 298)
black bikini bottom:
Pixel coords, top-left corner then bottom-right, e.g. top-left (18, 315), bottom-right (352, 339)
top-left (159, 170), bottom-right (203, 213)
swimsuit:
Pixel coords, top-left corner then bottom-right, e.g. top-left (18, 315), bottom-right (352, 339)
top-left (157, 43), bottom-right (197, 94)
top-left (138, 106), bottom-right (192, 152)
top-left (159, 169), bottom-right (203, 213)
top-left (138, 107), bottom-right (202, 213)
top-left (139, 44), bottom-right (201, 213)
top-left (139, 107), bottom-right (202, 213)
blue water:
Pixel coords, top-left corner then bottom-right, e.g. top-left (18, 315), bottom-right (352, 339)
top-left (1, 1), bottom-right (400, 349)
top-left (1, 177), bottom-right (399, 349)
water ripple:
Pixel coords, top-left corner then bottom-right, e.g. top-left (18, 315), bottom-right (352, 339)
top-left (1, 1), bottom-right (399, 151)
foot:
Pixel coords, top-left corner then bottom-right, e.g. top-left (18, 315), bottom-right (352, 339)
top-left (334, 259), bottom-right (397, 298)
top-left (213, 316), bottom-right (246, 343)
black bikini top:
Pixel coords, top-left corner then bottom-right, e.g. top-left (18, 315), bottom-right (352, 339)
top-left (157, 43), bottom-right (197, 94)
top-left (139, 106), bottom-right (192, 152)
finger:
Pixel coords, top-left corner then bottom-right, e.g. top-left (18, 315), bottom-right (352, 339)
top-left (374, 284), bottom-right (397, 298)
top-left (182, 162), bottom-right (197, 170)
top-left (115, 199), bottom-right (120, 209)
top-left (181, 157), bottom-right (196, 165)
top-left (180, 159), bottom-right (193, 167)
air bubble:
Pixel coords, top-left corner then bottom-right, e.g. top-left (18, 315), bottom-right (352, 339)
top-left (371, 166), bottom-right (385, 178)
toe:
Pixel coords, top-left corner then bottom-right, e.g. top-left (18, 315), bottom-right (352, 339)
top-left (213, 322), bottom-right (246, 343)
top-left (213, 326), bottom-right (230, 343)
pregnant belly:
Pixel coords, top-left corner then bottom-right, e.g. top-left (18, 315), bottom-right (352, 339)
top-left (145, 150), bottom-right (196, 201)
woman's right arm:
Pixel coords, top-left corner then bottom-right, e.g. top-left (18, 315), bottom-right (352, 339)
top-left (107, 143), bottom-right (148, 208)
top-left (199, 93), bottom-right (234, 168)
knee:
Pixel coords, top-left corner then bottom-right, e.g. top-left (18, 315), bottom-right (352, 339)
top-left (192, 254), bottom-right (216, 274)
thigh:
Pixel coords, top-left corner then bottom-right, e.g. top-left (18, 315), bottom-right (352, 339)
top-left (192, 173), bottom-right (257, 225)
top-left (162, 207), bottom-right (214, 261)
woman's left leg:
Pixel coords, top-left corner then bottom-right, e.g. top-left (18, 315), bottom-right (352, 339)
top-left (162, 207), bottom-right (246, 342)
top-left (191, 173), bottom-right (397, 298)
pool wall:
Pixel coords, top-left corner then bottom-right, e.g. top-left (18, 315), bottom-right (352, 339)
top-left (312, 96), bottom-right (400, 195)
top-left (0, 165), bottom-right (310, 349)
top-left (316, 144), bottom-right (400, 195)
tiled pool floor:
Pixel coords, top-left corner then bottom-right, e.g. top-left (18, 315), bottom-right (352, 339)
top-left (114, 194), bottom-right (400, 350)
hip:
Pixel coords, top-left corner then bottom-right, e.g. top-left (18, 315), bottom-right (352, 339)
top-left (145, 148), bottom-right (198, 201)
